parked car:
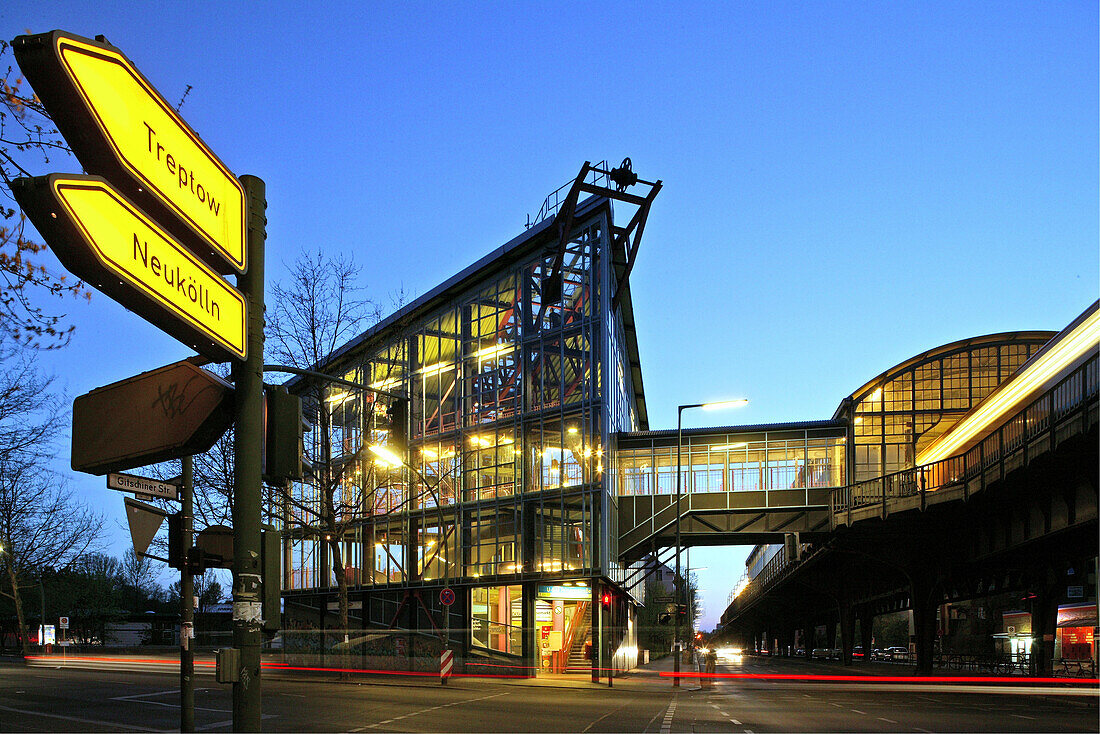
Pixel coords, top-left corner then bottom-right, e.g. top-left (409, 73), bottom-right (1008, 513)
top-left (812, 648), bottom-right (830, 659)
top-left (852, 646), bottom-right (864, 658)
top-left (885, 646), bottom-right (909, 660)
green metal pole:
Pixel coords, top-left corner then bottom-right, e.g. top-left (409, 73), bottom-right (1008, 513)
top-left (232, 175), bottom-right (266, 731)
top-left (181, 455), bottom-right (195, 733)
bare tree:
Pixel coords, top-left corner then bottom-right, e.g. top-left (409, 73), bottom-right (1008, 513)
top-left (119, 548), bottom-right (159, 612)
top-left (266, 249), bottom-right (384, 648)
top-left (0, 42), bottom-right (89, 348)
top-left (0, 341), bottom-right (102, 653)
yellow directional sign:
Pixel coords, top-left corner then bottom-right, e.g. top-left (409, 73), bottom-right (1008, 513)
top-left (12, 31), bottom-right (246, 274)
top-left (11, 175), bottom-right (246, 362)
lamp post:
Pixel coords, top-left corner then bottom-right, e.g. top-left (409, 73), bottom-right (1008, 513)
top-left (674, 399), bottom-right (747, 687)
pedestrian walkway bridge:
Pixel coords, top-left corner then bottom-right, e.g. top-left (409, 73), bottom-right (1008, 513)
top-left (614, 420), bottom-right (846, 560)
top-left (615, 304), bottom-right (1099, 564)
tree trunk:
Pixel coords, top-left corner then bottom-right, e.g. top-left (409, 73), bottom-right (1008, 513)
top-left (6, 565), bottom-right (29, 657)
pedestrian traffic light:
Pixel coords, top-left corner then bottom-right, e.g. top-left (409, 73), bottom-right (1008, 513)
top-left (264, 384), bottom-right (304, 484)
top-left (601, 592), bottom-right (612, 608)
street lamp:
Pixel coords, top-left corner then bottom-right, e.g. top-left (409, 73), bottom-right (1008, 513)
top-left (674, 399), bottom-right (747, 686)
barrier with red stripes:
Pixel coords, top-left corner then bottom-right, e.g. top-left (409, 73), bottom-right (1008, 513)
top-left (440, 649), bottom-right (453, 685)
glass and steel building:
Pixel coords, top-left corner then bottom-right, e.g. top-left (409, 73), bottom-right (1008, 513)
top-left (281, 186), bottom-right (651, 676)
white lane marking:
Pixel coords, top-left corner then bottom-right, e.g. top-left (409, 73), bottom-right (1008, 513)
top-left (581, 699), bottom-right (634, 733)
top-left (730, 718), bottom-right (742, 725)
top-left (744, 730), bottom-right (754, 734)
top-left (878, 717), bottom-right (897, 724)
top-left (353, 691), bottom-right (509, 731)
top-left (0, 703), bottom-right (161, 732)
top-left (913, 728), bottom-right (934, 733)
top-left (111, 689), bottom-right (180, 701)
top-left (1010, 714), bottom-right (1036, 720)
top-left (660, 699), bottom-right (677, 734)
top-left (196, 714), bottom-right (275, 731)
top-left (829, 703), bottom-right (842, 707)
top-left (851, 709), bottom-right (866, 714)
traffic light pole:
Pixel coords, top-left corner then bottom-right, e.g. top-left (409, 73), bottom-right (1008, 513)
top-left (232, 175), bottom-right (266, 731)
top-left (181, 454), bottom-right (194, 733)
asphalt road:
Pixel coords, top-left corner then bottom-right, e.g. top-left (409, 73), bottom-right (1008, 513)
top-left (0, 654), bottom-right (1095, 732)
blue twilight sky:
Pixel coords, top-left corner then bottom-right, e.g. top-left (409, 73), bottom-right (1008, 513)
top-left (3, 2), bottom-right (1096, 632)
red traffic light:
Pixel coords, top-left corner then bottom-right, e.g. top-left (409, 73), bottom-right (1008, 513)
top-left (601, 592), bottom-right (612, 607)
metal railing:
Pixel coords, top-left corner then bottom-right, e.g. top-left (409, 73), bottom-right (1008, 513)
top-left (832, 352), bottom-right (1097, 523)
top-left (530, 161), bottom-right (609, 226)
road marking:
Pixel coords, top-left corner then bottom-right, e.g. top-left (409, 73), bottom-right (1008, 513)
top-left (196, 714), bottom-right (275, 731)
top-left (581, 699), bottom-right (634, 733)
top-left (850, 709), bottom-right (866, 714)
top-left (1010, 714), bottom-right (1036, 720)
top-left (0, 703), bottom-right (160, 731)
top-left (353, 691), bottom-right (509, 731)
top-left (730, 718), bottom-right (742, 725)
top-left (913, 728), bottom-right (933, 733)
top-left (829, 703), bottom-right (842, 707)
top-left (111, 689), bottom-right (180, 701)
top-left (110, 688), bottom-right (229, 712)
top-left (878, 717), bottom-right (897, 724)
top-left (660, 699), bottom-right (677, 734)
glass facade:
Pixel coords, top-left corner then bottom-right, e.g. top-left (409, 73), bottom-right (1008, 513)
top-left (284, 209), bottom-right (631, 597)
top-left (616, 427), bottom-right (847, 496)
top-left (841, 336), bottom-right (1052, 482)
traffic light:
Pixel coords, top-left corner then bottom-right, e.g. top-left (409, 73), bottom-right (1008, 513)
top-left (601, 592), bottom-right (612, 608)
top-left (264, 384), bottom-right (304, 484)
top-left (167, 511), bottom-right (184, 570)
top-left (261, 525), bottom-right (281, 633)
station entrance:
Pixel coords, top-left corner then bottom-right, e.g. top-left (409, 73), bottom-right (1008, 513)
top-left (536, 584), bottom-right (593, 675)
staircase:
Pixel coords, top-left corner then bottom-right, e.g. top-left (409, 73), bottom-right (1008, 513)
top-left (564, 605), bottom-right (592, 673)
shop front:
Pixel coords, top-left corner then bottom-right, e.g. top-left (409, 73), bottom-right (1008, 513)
top-left (1056, 603), bottom-right (1097, 665)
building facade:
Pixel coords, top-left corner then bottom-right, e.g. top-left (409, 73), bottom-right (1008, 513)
top-left (281, 192), bottom-right (648, 676)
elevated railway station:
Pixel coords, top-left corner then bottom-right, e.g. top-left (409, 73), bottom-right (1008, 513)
top-left (275, 162), bottom-right (1097, 680)
top-left (719, 304), bottom-right (1098, 675)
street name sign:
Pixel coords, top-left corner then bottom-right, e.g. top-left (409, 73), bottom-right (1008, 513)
top-left (11, 175), bottom-right (246, 363)
top-left (12, 30), bottom-right (246, 274)
top-left (72, 360), bottom-right (233, 474)
top-left (108, 472), bottom-right (180, 501)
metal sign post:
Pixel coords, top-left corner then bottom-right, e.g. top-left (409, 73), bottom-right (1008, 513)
top-left (12, 28), bottom-right (266, 731)
top-left (231, 175), bottom-right (266, 731)
top-left (180, 455), bottom-right (195, 733)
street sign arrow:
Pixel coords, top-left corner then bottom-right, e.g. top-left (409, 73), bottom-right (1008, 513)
top-left (124, 497), bottom-right (167, 558)
top-left (12, 30), bottom-right (246, 274)
top-left (72, 360), bottom-right (233, 475)
top-left (11, 175), bottom-right (246, 363)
